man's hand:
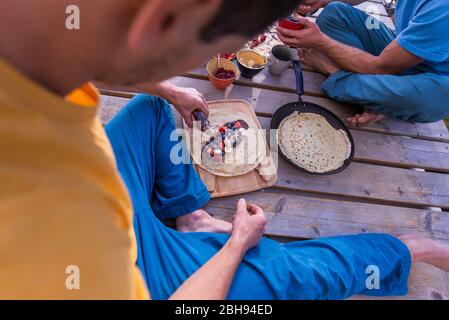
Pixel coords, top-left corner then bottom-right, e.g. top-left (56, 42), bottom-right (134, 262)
top-left (169, 199), bottom-right (266, 300)
top-left (277, 16), bottom-right (327, 49)
top-left (296, 0), bottom-right (330, 15)
top-left (230, 199), bottom-right (267, 254)
top-left (168, 86), bottom-right (209, 128)
top-left (131, 81), bottom-right (209, 128)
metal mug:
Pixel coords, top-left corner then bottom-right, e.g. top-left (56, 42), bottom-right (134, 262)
top-left (268, 45), bottom-right (294, 76)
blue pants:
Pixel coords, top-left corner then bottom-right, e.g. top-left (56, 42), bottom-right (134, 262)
top-left (318, 2), bottom-right (449, 123)
top-left (105, 94), bottom-right (411, 300)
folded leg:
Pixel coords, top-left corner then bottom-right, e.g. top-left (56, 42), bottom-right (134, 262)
top-left (105, 94), bottom-right (210, 220)
top-left (322, 71), bottom-right (449, 123)
top-left (317, 2), bottom-right (395, 55)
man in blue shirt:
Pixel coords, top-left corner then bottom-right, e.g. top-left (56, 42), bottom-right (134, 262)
top-left (277, 0), bottom-right (449, 126)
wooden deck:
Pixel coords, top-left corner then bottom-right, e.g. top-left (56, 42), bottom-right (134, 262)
top-left (97, 2), bottom-right (449, 300)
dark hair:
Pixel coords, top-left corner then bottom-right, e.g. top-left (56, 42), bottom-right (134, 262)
top-left (200, 0), bottom-right (302, 42)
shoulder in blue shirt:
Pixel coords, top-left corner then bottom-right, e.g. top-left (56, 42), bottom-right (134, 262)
top-left (396, 0), bottom-right (449, 75)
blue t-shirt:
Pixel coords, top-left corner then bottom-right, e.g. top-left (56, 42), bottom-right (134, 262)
top-left (396, 0), bottom-right (449, 75)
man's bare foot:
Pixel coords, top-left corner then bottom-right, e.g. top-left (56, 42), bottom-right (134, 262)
top-left (347, 109), bottom-right (386, 127)
top-left (176, 209), bottom-right (233, 234)
top-left (399, 233), bottom-right (439, 263)
top-left (399, 233), bottom-right (449, 272)
top-left (300, 48), bottom-right (339, 76)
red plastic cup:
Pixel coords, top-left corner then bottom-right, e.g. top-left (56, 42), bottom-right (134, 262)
top-left (278, 18), bottom-right (305, 30)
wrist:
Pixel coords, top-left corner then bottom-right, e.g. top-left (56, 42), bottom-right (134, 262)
top-left (226, 235), bottom-right (248, 260)
top-left (315, 33), bottom-right (332, 51)
top-left (155, 81), bottom-right (178, 103)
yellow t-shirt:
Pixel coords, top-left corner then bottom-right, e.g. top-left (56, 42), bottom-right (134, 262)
top-left (0, 59), bottom-right (148, 299)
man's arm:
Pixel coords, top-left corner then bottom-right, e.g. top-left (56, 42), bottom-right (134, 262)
top-left (169, 199), bottom-right (266, 300)
top-left (317, 36), bottom-right (423, 74)
top-left (277, 17), bottom-right (424, 74)
top-left (136, 81), bottom-right (209, 127)
top-left (97, 81), bottom-right (209, 127)
top-left (169, 238), bottom-right (246, 300)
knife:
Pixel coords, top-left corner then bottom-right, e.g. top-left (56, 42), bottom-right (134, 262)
top-left (193, 110), bottom-right (215, 137)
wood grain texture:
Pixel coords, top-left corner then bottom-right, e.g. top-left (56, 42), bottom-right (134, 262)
top-left (258, 117), bottom-right (449, 173)
top-left (275, 159), bottom-right (449, 209)
top-left (100, 94), bottom-right (449, 173)
top-left (205, 191), bottom-right (449, 240)
top-left (99, 94), bottom-right (449, 209)
top-left (205, 191), bottom-right (449, 300)
top-left (98, 94), bottom-right (449, 300)
top-left (185, 65), bottom-right (327, 97)
top-left (167, 76), bottom-right (449, 142)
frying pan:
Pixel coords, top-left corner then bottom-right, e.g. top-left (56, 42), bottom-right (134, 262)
top-left (270, 60), bottom-right (355, 175)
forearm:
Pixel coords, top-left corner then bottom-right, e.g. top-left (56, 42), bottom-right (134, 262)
top-left (317, 35), bottom-right (394, 74)
top-left (133, 81), bottom-right (178, 102)
top-left (169, 238), bottom-right (246, 300)
top-left (94, 81), bottom-right (178, 102)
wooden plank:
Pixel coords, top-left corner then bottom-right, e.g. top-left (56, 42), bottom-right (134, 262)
top-left (100, 93), bottom-right (449, 173)
top-left (257, 117), bottom-right (449, 173)
top-left (351, 130), bottom-right (449, 173)
top-left (206, 191), bottom-right (449, 300)
top-left (275, 158), bottom-right (449, 209)
top-left (99, 94), bottom-right (449, 209)
top-left (168, 77), bottom-right (449, 142)
top-left (403, 263), bottom-right (449, 300)
top-left (98, 94), bottom-right (449, 300)
top-left (205, 191), bottom-right (449, 240)
top-left (97, 74), bottom-right (449, 143)
top-left (185, 64), bottom-right (327, 97)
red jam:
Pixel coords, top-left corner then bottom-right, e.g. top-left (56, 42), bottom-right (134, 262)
top-left (214, 68), bottom-right (236, 80)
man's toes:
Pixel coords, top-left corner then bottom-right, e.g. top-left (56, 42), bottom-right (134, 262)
top-left (358, 112), bottom-right (374, 123)
top-left (355, 112), bottom-right (386, 126)
top-left (347, 114), bottom-right (361, 127)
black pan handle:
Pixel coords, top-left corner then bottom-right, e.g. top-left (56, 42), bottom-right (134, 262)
top-left (292, 59), bottom-right (304, 100)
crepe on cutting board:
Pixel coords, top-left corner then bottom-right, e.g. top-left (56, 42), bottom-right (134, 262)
top-left (184, 100), bottom-right (278, 198)
top-left (192, 108), bottom-right (267, 177)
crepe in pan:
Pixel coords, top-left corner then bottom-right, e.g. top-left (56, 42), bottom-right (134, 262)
top-left (277, 112), bottom-right (351, 173)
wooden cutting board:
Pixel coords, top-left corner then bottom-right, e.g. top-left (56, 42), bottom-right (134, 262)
top-left (184, 100), bottom-right (278, 198)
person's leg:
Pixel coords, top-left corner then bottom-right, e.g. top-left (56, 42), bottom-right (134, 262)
top-left (104, 94), bottom-right (235, 296)
top-left (310, 3), bottom-right (400, 125)
top-left (322, 71), bottom-right (449, 124)
top-left (105, 94), bottom-right (231, 232)
top-left (400, 234), bottom-right (449, 273)
top-left (226, 233), bottom-right (412, 299)
top-left (316, 2), bottom-right (395, 54)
